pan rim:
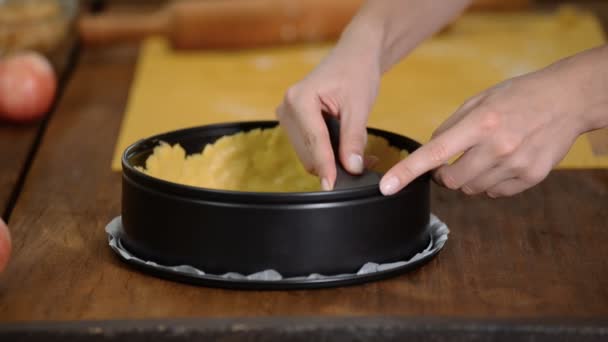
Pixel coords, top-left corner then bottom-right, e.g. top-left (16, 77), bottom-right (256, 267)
top-left (121, 120), bottom-right (430, 204)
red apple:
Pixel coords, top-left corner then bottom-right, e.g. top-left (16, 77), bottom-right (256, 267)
top-left (0, 51), bottom-right (57, 122)
top-left (0, 218), bottom-right (11, 274)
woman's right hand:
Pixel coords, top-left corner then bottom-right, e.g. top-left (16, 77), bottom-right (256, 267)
top-left (275, 46), bottom-right (382, 191)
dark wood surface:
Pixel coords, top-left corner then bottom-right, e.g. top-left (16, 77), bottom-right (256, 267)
top-left (0, 1), bottom-right (607, 333)
top-left (0, 124), bottom-right (39, 218)
top-left (2, 317), bottom-right (608, 342)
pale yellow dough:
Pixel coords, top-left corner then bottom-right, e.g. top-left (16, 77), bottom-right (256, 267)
top-left (137, 127), bottom-right (408, 192)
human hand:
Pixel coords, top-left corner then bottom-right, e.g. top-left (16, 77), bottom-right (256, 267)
top-left (275, 0), bottom-right (473, 191)
top-left (0, 218), bottom-right (11, 274)
top-left (379, 49), bottom-right (607, 197)
top-left (276, 45), bottom-right (382, 190)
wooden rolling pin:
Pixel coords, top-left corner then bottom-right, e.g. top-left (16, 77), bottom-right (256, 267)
top-left (78, 0), bottom-right (364, 49)
top-left (78, 0), bottom-right (530, 49)
top-left (470, 0), bottom-right (530, 11)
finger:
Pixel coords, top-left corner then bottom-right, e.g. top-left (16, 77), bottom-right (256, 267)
top-left (276, 99), bottom-right (336, 190)
top-left (461, 144), bottom-right (538, 195)
top-left (485, 178), bottom-right (532, 198)
top-left (460, 165), bottom-right (510, 195)
top-left (432, 93), bottom-right (485, 139)
top-left (434, 144), bottom-right (498, 191)
top-left (431, 168), bottom-right (445, 187)
top-left (380, 115), bottom-right (481, 195)
top-left (338, 104), bottom-right (369, 174)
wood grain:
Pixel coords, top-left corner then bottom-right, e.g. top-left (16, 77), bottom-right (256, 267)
top-left (0, 41), bottom-right (607, 322)
top-left (0, 123), bottom-right (39, 218)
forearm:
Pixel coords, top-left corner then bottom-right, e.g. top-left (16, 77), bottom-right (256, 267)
top-left (332, 0), bottom-right (472, 73)
top-left (572, 44), bottom-right (608, 131)
top-left (544, 44), bottom-right (608, 132)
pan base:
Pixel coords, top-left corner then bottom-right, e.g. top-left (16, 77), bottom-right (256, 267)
top-left (105, 215), bottom-right (449, 290)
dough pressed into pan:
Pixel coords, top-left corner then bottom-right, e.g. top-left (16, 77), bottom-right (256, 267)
top-left (137, 127), bottom-right (408, 192)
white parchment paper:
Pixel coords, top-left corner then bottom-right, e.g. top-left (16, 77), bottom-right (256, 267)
top-left (106, 214), bottom-right (449, 281)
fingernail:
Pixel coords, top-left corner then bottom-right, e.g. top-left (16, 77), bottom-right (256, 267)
top-left (321, 177), bottom-right (332, 191)
top-left (348, 154), bottom-right (364, 174)
top-left (380, 176), bottom-right (400, 195)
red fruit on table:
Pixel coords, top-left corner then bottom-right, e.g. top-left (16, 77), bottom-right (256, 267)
top-left (0, 51), bottom-right (57, 122)
top-left (0, 218), bottom-right (11, 274)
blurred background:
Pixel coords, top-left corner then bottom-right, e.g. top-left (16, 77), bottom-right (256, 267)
top-left (1, 0), bottom-right (605, 77)
top-left (0, 0), bottom-right (607, 134)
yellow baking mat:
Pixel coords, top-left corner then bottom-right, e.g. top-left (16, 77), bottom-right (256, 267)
top-left (112, 6), bottom-right (608, 170)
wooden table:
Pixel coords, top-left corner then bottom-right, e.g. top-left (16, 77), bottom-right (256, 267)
top-left (0, 2), bottom-right (607, 341)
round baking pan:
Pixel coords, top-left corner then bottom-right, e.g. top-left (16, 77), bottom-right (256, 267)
top-left (121, 121), bottom-right (430, 278)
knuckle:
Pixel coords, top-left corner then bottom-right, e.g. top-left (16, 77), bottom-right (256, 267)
top-left (494, 135), bottom-right (520, 158)
top-left (479, 110), bottom-right (501, 133)
top-left (521, 166), bottom-right (547, 185)
top-left (277, 87), bottom-right (302, 120)
top-left (428, 142), bottom-right (450, 165)
top-left (284, 85), bottom-right (301, 105)
top-left (438, 170), bottom-right (460, 190)
top-left (506, 155), bottom-right (529, 175)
